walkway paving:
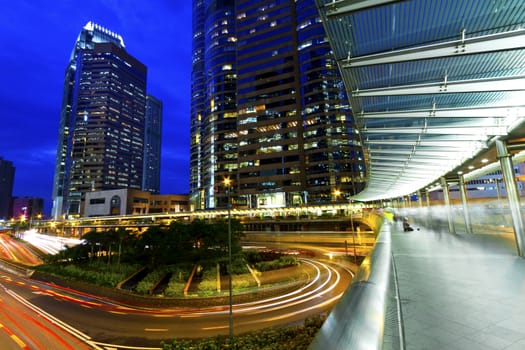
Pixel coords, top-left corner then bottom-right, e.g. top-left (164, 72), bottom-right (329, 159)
top-left (389, 221), bottom-right (525, 350)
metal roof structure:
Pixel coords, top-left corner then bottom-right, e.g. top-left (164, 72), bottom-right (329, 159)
top-left (316, 0), bottom-right (525, 201)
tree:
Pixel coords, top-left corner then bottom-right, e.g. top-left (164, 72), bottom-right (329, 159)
top-left (81, 230), bottom-right (103, 261)
top-left (138, 225), bottom-right (170, 267)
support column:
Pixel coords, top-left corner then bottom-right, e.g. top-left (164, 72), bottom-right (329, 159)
top-left (417, 190), bottom-right (425, 226)
top-left (496, 140), bottom-right (525, 257)
top-left (441, 177), bottom-right (456, 234)
top-left (424, 190), bottom-right (431, 227)
top-left (495, 178), bottom-right (502, 200)
top-left (458, 175), bottom-right (472, 234)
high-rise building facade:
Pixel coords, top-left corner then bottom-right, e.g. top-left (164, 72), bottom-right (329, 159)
top-left (190, 0), bottom-right (238, 210)
top-left (0, 157), bottom-right (15, 219)
top-left (52, 22), bottom-right (147, 219)
top-left (143, 95), bottom-right (163, 194)
top-left (190, 0), bottom-right (366, 210)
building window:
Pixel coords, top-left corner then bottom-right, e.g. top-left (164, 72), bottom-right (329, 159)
top-left (90, 198), bottom-right (105, 204)
top-left (110, 195), bottom-right (121, 215)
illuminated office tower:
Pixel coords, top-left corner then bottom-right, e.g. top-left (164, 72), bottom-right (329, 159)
top-left (190, 0), bottom-right (238, 209)
top-left (190, 0), bottom-right (365, 209)
top-left (143, 95), bottom-right (163, 194)
top-left (294, 0), bottom-right (365, 204)
top-left (190, 0), bottom-right (206, 207)
top-left (52, 22), bottom-right (147, 218)
top-left (0, 157), bottom-right (15, 219)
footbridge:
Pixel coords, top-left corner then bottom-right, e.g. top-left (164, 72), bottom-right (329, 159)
top-left (310, 1), bottom-right (525, 349)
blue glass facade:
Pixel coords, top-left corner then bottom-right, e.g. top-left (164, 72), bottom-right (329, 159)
top-left (191, 0), bottom-right (238, 209)
top-left (52, 23), bottom-right (147, 218)
top-left (0, 157), bottom-right (15, 219)
top-left (143, 95), bottom-right (163, 194)
top-left (190, 0), bottom-right (366, 209)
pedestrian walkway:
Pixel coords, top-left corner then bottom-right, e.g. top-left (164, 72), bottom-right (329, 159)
top-left (389, 222), bottom-right (525, 350)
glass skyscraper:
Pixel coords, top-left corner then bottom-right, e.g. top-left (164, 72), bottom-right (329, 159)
top-left (52, 22), bottom-right (148, 219)
top-left (190, 0), bottom-right (366, 210)
top-left (143, 95), bottom-right (163, 194)
top-left (0, 157), bottom-right (15, 219)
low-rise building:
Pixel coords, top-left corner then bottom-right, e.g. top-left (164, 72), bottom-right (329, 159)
top-left (84, 189), bottom-right (189, 217)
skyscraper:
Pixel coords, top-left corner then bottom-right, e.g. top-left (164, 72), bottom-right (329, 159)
top-left (143, 95), bottom-right (163, 194)
top-left (0, 157), bottom-right (15, 219)
top-left (190, 0), bottom-right (237, 210)
top-left (190, 0), bottom-right (366, 210)
top-left (52, 22), bottom-right (148, 219)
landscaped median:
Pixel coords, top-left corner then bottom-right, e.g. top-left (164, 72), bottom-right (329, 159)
top-left (31, 252), bottom-right (317, 308)
top-left (26, 220), bottom-right (324, 308)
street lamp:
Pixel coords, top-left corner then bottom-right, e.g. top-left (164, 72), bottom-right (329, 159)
top-left (350, 202), bottom-right (357, 264)
top-left (223, 176), bottom-right (234, 347)
top-left (333, 189), bottom-right (341, 203)
top-left (335, 191), bottom-right (358, 264)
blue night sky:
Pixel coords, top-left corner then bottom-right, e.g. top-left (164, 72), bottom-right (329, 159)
top-left (0, 1), bottom-right (192, 215)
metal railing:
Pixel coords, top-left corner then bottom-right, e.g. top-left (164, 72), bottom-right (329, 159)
top-left (309, 217), bottom-right (393, 350)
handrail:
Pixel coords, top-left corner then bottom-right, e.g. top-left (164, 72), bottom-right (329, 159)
top-left (309, 220), bottom-right (391, 350)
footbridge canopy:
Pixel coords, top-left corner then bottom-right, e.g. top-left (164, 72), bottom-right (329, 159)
top-left (316, 0), bottom-right (525, 201)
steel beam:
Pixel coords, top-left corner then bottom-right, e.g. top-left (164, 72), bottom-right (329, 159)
top-left (360, 105), bottom-right (525, 119)
top-left (342, 29), bottom-right (525, 67)
top-left (353, 76), bottom-right (525, 97)
top-left (324, 0), bottom-right (400, 17)
top-left (364, 126), bottom-right (507, 136)
top-left (366, 139), bottom-right (486, 147)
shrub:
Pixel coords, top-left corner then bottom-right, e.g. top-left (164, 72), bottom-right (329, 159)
top-left (159, 265), bottom-right (192, 297)
top-left (243, 250), bottom-right (262, 264)
top-left (135, 268), bottom-right (169, 295)
top-left (161, 315), bottom-right (326, 349)
top-left (198, 266), bottom-right (218, 294)
top-left (232, 276), bottom-right (251, 290)
top-left (164, 281), bottom-right (186, 297)
top-left (255, 256), bottom-right (299, 272)
top-left (35, 262), bottom-right (140, 287)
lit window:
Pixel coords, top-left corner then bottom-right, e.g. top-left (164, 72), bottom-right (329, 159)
top-left (298, 41), bottom-right (313, 50)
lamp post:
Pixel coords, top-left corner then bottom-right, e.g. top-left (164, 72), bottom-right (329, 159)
top-left (350, 209), bottom-right (357, 264)
top-left (223, 177), bottom-right (234, 347)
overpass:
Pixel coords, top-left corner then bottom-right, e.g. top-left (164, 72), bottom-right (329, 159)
top-left (310, 1), bottom-right (525, 349)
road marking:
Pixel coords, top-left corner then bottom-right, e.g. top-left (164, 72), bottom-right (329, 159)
top-left (109, 311), bottom-right (127, 315)
top-left (0, 323), bottom-right (30, 349)
top-left (202, 325), bottom-right (228, 330)
top-left (144, 328), bottom-right (168, 332)
top-left (10, 334), bottom-right (28, 349)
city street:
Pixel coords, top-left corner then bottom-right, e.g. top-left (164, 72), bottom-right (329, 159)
top-left (0, 234), bottom-right (353, 349)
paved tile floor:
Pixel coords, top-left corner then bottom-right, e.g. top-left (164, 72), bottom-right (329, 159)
top-left (389, 222), bottom-right (525, 350)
